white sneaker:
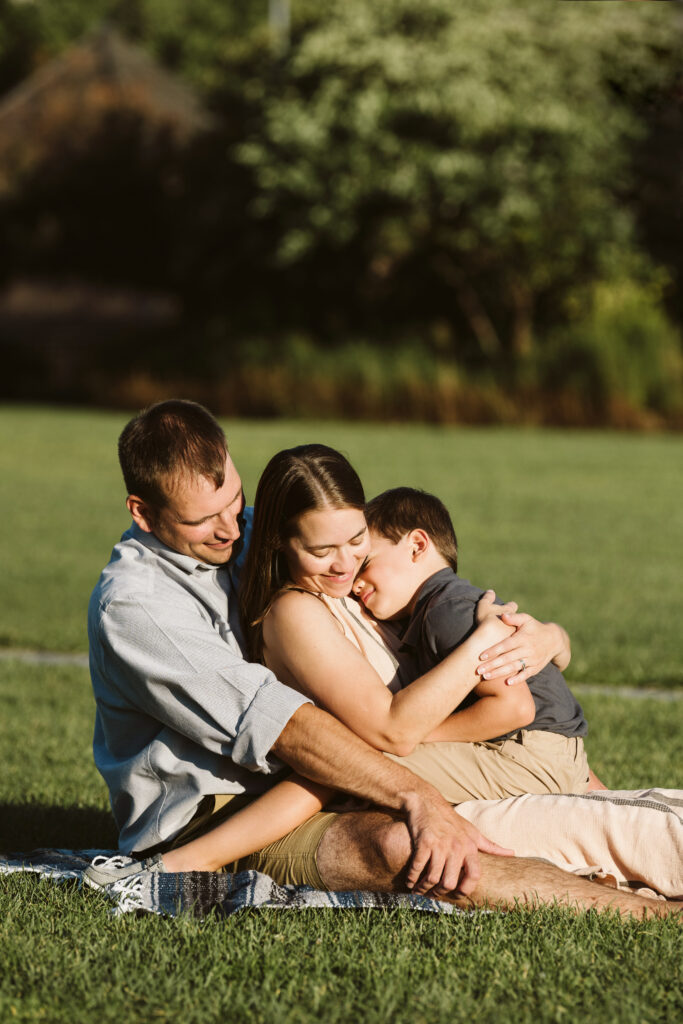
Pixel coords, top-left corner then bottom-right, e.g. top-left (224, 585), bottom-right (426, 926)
top-left (84, 852), bottom-right (166, 891)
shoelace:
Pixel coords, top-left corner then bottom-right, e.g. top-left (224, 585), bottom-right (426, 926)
top-left (89, 854), bottom-right (135, 870)
top-left (109, 874), bottom-right (148, 915)
top-left (86, 854), bottom-right (152, 915)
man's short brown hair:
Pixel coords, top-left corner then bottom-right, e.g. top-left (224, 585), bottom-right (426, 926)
top-left (118, 399), bottom-right (228, 507)
top-left (364, 487), bottom-right (458, 572)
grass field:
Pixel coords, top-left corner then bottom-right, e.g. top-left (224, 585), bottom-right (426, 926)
top-left (1, 662), bottom-right (682, 1024)
top-left (0, 405), bottom-right (682, 1023)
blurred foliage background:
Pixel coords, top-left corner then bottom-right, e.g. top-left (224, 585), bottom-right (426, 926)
top-left (0, 0), bottom-right (682, 426)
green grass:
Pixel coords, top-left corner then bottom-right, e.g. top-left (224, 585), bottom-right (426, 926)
top-left (1, 405), bottom-right (681, 686)
top-left (1, 885), bottom-right (681, 1024)
top-left (1, 659), bottom-right (681, 1024)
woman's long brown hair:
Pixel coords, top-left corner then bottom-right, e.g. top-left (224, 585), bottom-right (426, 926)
top-left (239, 444), bottom-right (365, 663)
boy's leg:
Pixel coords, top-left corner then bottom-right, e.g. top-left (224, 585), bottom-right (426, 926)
top-left (231, 810), bottom-right (339, 888)
top-left (385, 732), bottom-right (589, 803)
top-left (156, 791), bottom-right (337, 888)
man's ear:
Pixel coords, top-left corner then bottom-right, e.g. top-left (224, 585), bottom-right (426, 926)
top-left (408, 529), bottom-right (430, 561)
top-left (126, 495), bottom-right (156, 534)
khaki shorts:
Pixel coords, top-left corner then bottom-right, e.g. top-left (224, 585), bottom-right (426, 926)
top-left (385, 731), bottom-right (590, 804)
top-left (166, 794), bottom-right (339, 890)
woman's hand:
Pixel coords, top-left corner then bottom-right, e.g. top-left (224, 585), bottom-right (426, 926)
top-left (476, 602), bottom-right (571, 685)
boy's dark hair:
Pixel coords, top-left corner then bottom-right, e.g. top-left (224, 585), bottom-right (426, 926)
top-left (365, 487), bottom-right (458, 572)
top-left (118, 399), bottom-right (228, 507)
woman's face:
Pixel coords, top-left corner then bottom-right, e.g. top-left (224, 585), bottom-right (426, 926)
top-left (283, 506), bottom-right (370, 597)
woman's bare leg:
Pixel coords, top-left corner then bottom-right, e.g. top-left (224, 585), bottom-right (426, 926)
top-left (163, 777), bottom-right (330, 873)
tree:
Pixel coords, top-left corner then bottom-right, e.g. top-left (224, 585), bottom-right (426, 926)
top-left (236, 0), bottom-right (681, 358)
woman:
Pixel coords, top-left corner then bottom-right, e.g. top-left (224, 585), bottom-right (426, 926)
top-left (234, 444), bottom-right (681, 903)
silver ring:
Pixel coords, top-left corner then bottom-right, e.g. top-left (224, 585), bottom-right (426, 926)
top-left (520, 659), bottom-right (526, 672)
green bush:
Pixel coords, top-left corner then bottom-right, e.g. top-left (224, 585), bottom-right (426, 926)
top-left (2, 0), bottom-right (682, 427)
top-left (542, 278), bottom-right (683, 420)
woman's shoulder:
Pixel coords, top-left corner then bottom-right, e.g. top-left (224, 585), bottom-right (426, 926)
top-left (268, 587), bottom-right (323, 624)
top-left (266, 588), bottom-right (344, 637)
top-left (271, 586), bottom-right (320, 609)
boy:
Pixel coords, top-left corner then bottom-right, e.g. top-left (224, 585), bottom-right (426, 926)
top-left (353, 487), bottom-right (594, 799)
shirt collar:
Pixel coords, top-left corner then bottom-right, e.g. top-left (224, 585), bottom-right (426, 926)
top-left (400, 567), bottom-right (454, 649)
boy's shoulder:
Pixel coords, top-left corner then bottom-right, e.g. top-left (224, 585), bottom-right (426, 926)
top-left (402, 568), bottom-right (485, 664)
top-left (417, 568), bottom-right (485, 611)
top-left (423, 569), bottom-right (483, 598)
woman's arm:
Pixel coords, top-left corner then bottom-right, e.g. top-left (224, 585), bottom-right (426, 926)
top-left (424, 676), bottom-right (536, 743)
top-left (163, 775), bottom-right (332, 873)
top-left (263, 591), bottom-right (515, 756)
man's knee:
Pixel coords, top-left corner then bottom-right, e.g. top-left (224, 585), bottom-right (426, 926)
top-left (373, 818), bottom-right (412, 878)
top-left (317, 811), bottom-right (413, 890)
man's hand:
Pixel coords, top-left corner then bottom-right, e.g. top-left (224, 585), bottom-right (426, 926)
top-left (476, 606), bottom-right (571, 685)
top-left (402, 791), bottom-right (514, 898)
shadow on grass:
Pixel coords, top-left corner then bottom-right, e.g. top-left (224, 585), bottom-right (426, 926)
top-left (0, 802), bottom-right (118, 853)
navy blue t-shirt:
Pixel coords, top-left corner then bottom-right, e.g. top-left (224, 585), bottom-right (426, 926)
top-left (399, 568), bottom-right (587, 741)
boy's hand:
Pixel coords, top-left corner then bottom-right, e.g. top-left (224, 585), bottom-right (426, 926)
top-left (475, 589), bottom-right (518, 623)
top-left (476, 612), bottom-right (569, 685)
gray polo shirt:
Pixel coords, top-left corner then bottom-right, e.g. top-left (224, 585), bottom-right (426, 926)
top-left (88, 510), bottom-right (310, 854)
top-left (400, 568), bottom-right (587, 741)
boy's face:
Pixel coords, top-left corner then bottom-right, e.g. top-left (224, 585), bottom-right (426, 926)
top-left (352, 531), bottom-right (420, 621)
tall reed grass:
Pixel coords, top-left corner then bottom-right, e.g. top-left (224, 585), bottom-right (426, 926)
top-left (97, 332), bottom-right (682, 428)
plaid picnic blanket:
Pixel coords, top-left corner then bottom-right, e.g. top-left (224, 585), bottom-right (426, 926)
top-left (0, 849), bottom-right (457, 918)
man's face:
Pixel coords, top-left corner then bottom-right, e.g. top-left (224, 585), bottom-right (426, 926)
top-left (130, 454), bottom-right (245, 566)
top-left (352, 530), bottom-right (419, 621)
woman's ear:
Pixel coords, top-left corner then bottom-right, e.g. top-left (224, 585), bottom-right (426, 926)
top-left (408, 529), bottom-right (430, 561)
top-left (126, 495), bottom-right (156, 534)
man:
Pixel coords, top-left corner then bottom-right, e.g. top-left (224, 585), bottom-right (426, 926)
top-left (88, 400), bottom-right (672, 915)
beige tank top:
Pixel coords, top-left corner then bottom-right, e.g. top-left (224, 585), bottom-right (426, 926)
top-left (313, 593), bottom-right (409, 694)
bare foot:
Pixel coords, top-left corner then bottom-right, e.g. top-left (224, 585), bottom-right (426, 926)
top-left (586, 768), bottom-right (609, 791)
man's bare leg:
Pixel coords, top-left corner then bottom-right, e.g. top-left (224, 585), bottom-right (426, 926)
top-left (317, 810), bottom-right (682, 919)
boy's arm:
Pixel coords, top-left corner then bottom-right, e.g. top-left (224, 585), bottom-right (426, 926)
top-left (423, 676), bottom-right (536, 743)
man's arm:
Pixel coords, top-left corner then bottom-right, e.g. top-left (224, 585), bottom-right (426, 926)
top-left (271, 702), bottom-right (514, 897)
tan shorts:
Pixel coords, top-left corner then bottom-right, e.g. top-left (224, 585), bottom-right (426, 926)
top-left (167, 794), bottom-right (339, 890)
top-left (385, 731), bottom-right (590, 804)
